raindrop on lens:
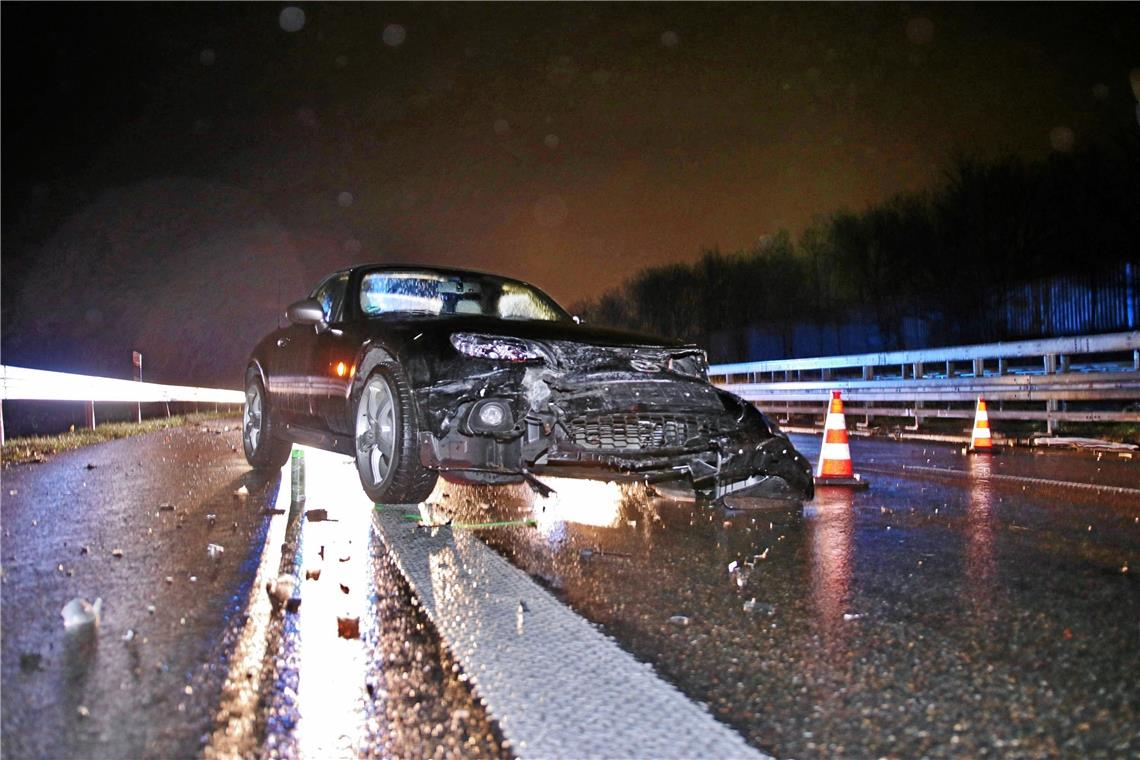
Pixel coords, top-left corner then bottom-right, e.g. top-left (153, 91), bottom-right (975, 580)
top-left (1049, 126), bottom-right (1074, 153)
top-left (383, 24), bottom-right (407, 47)
top-left (279, 7), bottom-right (305, 33)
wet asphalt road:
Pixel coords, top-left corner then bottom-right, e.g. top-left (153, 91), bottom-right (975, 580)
top-left (1, 421), bottom-right (501, 760)
top-left (3, 422), bottom-right (1139, 759)
top-left (430, 436), bottom-right (1140, 759)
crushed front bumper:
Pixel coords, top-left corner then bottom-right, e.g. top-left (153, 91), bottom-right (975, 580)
top-left (416, 369), bottom-right (814, 501)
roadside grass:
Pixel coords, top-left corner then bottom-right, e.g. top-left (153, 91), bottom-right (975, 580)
top-left (2, 412), bottom-right (240, 465)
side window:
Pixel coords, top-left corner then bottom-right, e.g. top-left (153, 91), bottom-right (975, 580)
top-left (311, 272), bottom-right (350, 323)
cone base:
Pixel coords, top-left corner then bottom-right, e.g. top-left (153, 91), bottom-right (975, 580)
top-left (967, 445), bottom-right (998, 454)
top-left (813, 475), bottom-right (870, 490)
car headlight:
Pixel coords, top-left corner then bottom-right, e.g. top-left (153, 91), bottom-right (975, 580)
top-left (450, 332), bottom-right (543, 363)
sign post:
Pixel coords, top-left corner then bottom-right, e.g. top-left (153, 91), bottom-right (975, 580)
top-left (132, 351), bottom-right (143, 423)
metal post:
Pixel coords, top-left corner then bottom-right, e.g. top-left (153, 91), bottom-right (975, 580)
top-left (0, 401), bottom-right (5, 447)
top-left (1059, 354), bottom-right (1070, 373)
top-left (85, 401), bottom-right (96, 430)
top-left (913, 361), bottom-right (924, 379)
top-left (1133, 349), bottom-right (1139, 371)
top-left (862, 365), bottom-right (874, 381)
top-left (1044, 354), bottom-right (1057, 374)
top-left (945, 360), bottom-right (953, 378)
top-left (132, 351), bottom-right (143, 423)
top-left (1045, 398), bottom-right (1058, 435)
top-left (998, 357), bottom-right (1007, 375)
top-left (972, 358), bottom-right (984, 377)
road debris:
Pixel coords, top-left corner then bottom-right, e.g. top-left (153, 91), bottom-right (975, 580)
top-left (304, 508), bottom-right (334, 522)
top-left (19, 652), bottom-right (43, 672)
top-left (61, 597), bottom-right (102, 629)
top-left (207, 543), bottom-right (225, 560)
top-left (305, 568), bottom-right (322, 581)
top-left (337, 615), bottom-right (361, 639)
top-left (77, 706), bottom-right (90, 719)
top-left (111, 548), bottom-right (124, 558)
top-left (843, 613), bottom-right (863, 622)
top-left (266, 575), bottom-right (295, 609)
top-left (158, 503), bottom-right (176, 512)
top-left (233, 485), bottom-right (249, 500)
top-left (122, 629), bottom-right (136, 642)
top-left (668, 615), bottom-right (690, 626)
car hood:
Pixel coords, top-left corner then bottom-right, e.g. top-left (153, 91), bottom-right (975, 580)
top-left (373, 314), bottom-right (692, 351)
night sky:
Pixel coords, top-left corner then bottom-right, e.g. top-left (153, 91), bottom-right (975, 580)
top-left (2, 2), bottom-right (1138, 386)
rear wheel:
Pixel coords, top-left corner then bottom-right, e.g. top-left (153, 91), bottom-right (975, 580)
top-left (354, 363), bottom-right (438, 504)
top-left (243, 373), bottom-right (293, 469)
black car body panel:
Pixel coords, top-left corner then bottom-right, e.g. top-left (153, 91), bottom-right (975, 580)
top-left (246, 265), bottom-right (814, 502)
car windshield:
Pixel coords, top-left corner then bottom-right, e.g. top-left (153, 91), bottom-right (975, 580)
top-left (359, 270), bottom-right (570, 321)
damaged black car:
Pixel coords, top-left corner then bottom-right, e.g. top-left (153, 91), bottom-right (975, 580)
top-left (243, 265), bottom-right (813, 505)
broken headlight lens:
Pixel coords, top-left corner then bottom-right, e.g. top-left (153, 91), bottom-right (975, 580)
top-left (450, 332), bottom-right (543, 363)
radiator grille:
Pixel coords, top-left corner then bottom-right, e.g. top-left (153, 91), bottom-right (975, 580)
top-left (567, 413), bottom-right (729, 451)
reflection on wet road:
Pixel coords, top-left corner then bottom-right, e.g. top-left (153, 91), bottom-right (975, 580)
top-left (428, 434), bottom-right (1139, 759)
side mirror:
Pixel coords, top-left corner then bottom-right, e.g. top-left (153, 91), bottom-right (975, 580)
top-left (286, 298), bottom-right (326, 328)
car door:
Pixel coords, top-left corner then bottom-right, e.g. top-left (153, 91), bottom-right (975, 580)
top-left (304, 271), bottom-right (353, 430)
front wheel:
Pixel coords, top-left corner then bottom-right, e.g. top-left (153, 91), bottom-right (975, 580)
top-left (243, 373), bottom-right (293, 469)
top-left (354, 363), bottom-right (438, 504)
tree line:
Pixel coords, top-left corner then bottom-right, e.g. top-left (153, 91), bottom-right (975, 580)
top-left (574, 133), bottom-right (1140, 356)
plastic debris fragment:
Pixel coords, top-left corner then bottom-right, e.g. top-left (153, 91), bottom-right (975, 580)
top-left (337, 616), bottom-right (361, 639)
top-left (61, 597), bottom-right (102, 629)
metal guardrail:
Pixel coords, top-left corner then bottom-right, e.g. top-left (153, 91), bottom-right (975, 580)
top-left (709, 331), bottom-right (1140, 434)
top-left (0, 364), bottom-right (243, 444)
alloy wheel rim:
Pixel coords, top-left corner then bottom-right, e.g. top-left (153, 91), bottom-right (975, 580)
top-left (356, 376), bottom-right (396, 486)
top-left (244, 384), bottom-right (262, 451)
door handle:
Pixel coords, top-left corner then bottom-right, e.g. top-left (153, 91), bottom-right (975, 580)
top-left (276, 338), bottom-right (290, 348)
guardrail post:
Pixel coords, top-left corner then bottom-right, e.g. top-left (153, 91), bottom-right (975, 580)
top-left (1044, 354), bottom-right (1057, 374)
top-left (913, 361), bottom-right (924, 379)
top-left (945, 360), bottom-right (954, 378)
top-left (972, 358), bottom-right (984, 377)
top-left (1046, 399), bottom-right (1058, 435)
top-left (822, 368), bottom-right (832, 381)
top-left (862, 365), bottom-right (874, 381)
top-left (1059, 354), bottom-right (1070, 373)
top-left (85, 401), bottom-right (96, 431)
top-left (998, 357), bottom-right (1007, 375)
top-left (1134, 349), bottom-right (1139, 371)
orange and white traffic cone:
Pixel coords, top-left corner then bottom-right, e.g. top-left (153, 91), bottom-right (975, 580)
top-left (968, 396), bottom-right (993, 453)
top-left (814, 390), bottom-right (869, 489)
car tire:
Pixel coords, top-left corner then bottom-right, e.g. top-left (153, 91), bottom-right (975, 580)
top-left (354, 362), bottom-right (438, 504)
top-left (243, 371), bottom-right (293, 469)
